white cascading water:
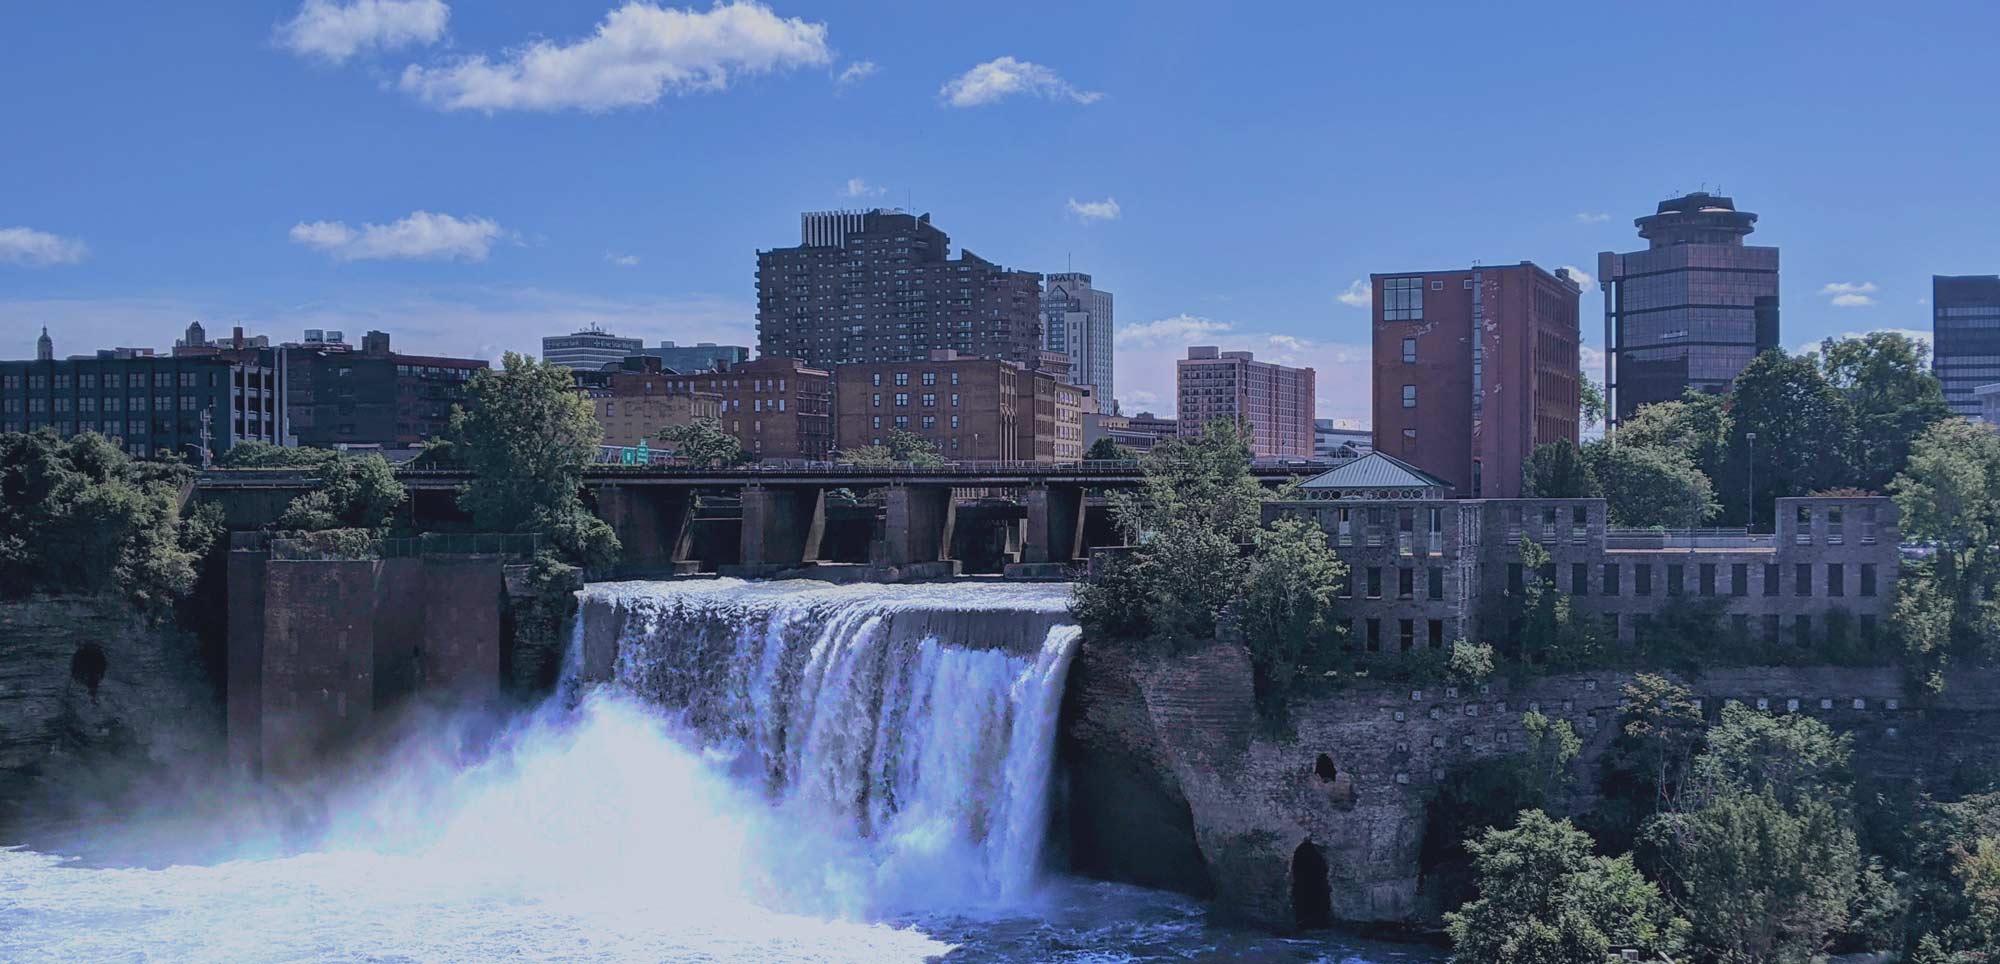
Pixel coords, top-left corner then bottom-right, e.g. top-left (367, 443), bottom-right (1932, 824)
top-left (0, 578), bottom-right (1097, 964)
top-left (575, 579), bottom-right (1083, 914)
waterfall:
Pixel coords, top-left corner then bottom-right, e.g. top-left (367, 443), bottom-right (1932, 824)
top-left (570, 579), bottom-right (1082, 909)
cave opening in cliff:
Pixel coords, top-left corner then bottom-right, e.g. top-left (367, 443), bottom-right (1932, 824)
top-left (70, 643), bottom-right (108, 698)
top-left (1314, 753), bottom-right (1338, 782)
top-left (1290, 839), bottom-right (1333, 930)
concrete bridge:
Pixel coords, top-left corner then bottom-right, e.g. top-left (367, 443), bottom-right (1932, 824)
top-left (196, 459), bottom-right (1334, 579)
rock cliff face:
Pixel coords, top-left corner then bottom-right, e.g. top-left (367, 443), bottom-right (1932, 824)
top-left (0, 596), bottom-right (220, 833)
top-left (1060, 639), bottom-right (2000, 931)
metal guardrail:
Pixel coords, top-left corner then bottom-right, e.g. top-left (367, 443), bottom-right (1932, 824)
top-left (1604, 527), bottom-right (1775, 550)
top-left (248, 531), bottom-right (544, 560)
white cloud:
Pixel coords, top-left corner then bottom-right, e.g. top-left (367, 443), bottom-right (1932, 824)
top-left (399, 1), bottom-right (831, 112)
top-left (278, 0), bottom-right (448, 63)
top-left (606, 252), bottom-right (640, 267)
top-left (1113, 313), bottom-right (1370, 421)
top-left (0, 227), bottom-right (88, 267)
top-left (1575, 211), bottom-right (1610, 224)
top-left (1820, 281), bottom-right (1879, 307)
top-left (1335, 278), bottom-right (1371, 309)
top-left (1065, 197), bottom-right (1120, 222)
top-left (1560, 264), bottom-right (1594, 291)
top-left (289, 211), bottom-right (510, 262)
top-left (843, 177), bottom-right (886, 198)
top-left (939, 56), bottom-right (1099, 108)
top-left (834, 59), bottom-right (876, 87)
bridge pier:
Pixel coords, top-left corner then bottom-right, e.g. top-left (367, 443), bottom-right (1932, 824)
top-left (1011, 484), bottom-right (1085, 577)
top-left (737, 485), bottom-right (826, 570)
top-left (596, 484), bottom-right (696, 575)
top-left (883, 485), bottom-right (959, 575)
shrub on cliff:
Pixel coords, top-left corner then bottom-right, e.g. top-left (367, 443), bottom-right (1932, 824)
top-left (449, 352), bottom-right (618, 571)
top-left (219, 442), bottom-right (406, 532)
top-left (0, 430), bottom-right (218, 608)
top-left (1074, 419), bottom-right (1347, 686)
top-left (1445, 810), bottom-right (1686, 964)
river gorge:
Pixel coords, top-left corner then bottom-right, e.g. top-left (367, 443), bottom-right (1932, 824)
top-left (0, 579), bottom-right (1437, 963)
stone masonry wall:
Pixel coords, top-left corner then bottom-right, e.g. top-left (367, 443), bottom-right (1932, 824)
top-left (1061, 638), bottom-right (2000, 931)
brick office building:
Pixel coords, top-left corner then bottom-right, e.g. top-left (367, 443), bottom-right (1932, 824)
top-left (284, 330), bottom-right (486, 451)
top-left (1175, 347), bottom-right (1316, 459)
top-left (1268, 481), bottom-right (1898, 655)
top-left (756, 209), bottom-right (1045, 371)
top-left (834, 351), bottom-right (1085, 462)
top-left (1370, 263), bottom-right (1583, 498)
top-left (591, 366), bottom-right (723, 448)
top-left (645, 356), bottom-right (832, 460)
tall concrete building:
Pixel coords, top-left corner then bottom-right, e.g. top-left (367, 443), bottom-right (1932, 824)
top-left (1175, 347), bottom-right (1316, 459)
top-left (1041, 271), bottom-right (1114, 403)
top-left (1932, 275), bottom-right (2000, 418)
top-left (1599, 192), bottom-right (1779, 425)
top-left (756, 210), bottom-right (1044, 370)
top-left (1370, 263), bottom-right (1582, 499)
top-left (543, 327), bottom-right (642, 371)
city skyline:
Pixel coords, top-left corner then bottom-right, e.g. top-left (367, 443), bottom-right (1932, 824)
top-left (4, 1), bottom-right (1996, 424)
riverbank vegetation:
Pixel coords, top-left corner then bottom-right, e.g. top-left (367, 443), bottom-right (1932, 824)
top-left (1439, 679), bottom-right (1993, 964)
top-left (0, 430), bottom-right (219, 610)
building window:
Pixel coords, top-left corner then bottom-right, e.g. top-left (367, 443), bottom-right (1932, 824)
top-left (1731, 563), bottom-right (1749, 597)
top-left (921, 372), bottom-right (937, 386)
top-left (894, 393), bottom-right (909, 406)
top-left (1427, 567), bottom-right (1444, 600)
top-left (894, 373), bottom-right (909, 386)
top-left (1507, 563), bottom-right (1523, 596)
top-left (1827, 563), bottom-right (1844, 597)
top-left (1860, 563), bottom-right (1877, 597)
top-left (1795, 563), bottom-right (1813, 596)
top-left (1398, 567), bottom-right (1414, 599)
top-left (1571, 563), bottom-right (1588, 596)
top-left (1366, 567), bottom-right (1382, 598)
top-left (1668, 564), bottom-right (1686, 595)
top-left (1365, 619), bottom-right (1381, 653)
top-left (1602, 563), bottom-right (1620, 596)
top-left (1764, 563), bottom-right (1781, 596)
top-left (1699, 563), bottom-right (1716, 596)
top-left (1427, 619), bottom-right (1444, 649)
top-left (1401, 338), bottom-right (1416, 363)
top-left (1398, 619), bottom-right (1414, 652)
top-left (1402, 385), bottom-right (1416, 408)
top-left (1634, 563), bottom-right (1653, 596)
top-left (871, 373), bottom-right (881, 387)
top-left (1794, 615), bottom-right (1812, 646)
top-left (1382, 277), bottom-right (1424, 320)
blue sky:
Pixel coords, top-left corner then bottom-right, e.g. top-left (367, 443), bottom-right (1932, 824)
top-left (4, 1), bottom-right (1997, 423)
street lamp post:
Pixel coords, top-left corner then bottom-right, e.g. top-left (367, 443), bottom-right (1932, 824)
top-left (1746, 431), bottom-right (1757, 533)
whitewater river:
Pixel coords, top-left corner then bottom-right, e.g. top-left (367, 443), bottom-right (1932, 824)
top-left (0, 580), bottom-right (1436, 963)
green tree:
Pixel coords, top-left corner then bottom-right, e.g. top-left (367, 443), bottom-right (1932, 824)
top-left (1910, 836), bottom-right (2000, 964)
top-left (1816, 332), bottom-right (1952, 493)
top-left (452, 352), bottom-right (617, 570)
top-left (0, 430), bottom-right (218, 608)
top-left (1523, 441), bottom-right (1597, 498)
top-left (838, 428), bottom-right (946, 468)
top-left (1236, 516), bottom-right (1347, 698)
top-left (1581, 377), bottom-right (1608, 433)
top-left (1616, 393), bottom-right (1732, 483)
top-left (1446, 810), bottom-right (1686, 964)
top-left (1891, 418), bottom-right (2000, 681)
top-left (1646, 704), bottom-right (1865, 964)
top-left (218, 444), bottom-right (405, 532)
top-left (1596, 674), bottom-right (1706, 847)
top-left (1509, 537), bottom-right (1599, 669)
top-left (1084, 436), bottom-right (1133, 460)
top-left (1726, 350), bottom-right (1858, 531)
top-left (1107, 418), bottom-right (1268, 544)
top-left (659, 415), bottom-right (745, 467)
top-left (1586, 439), bottom-right (1718, 529)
